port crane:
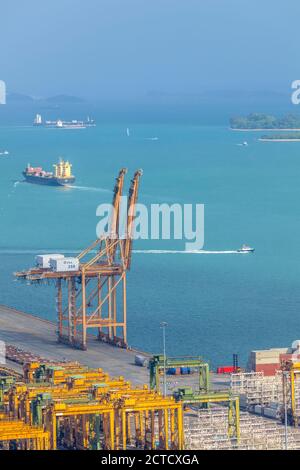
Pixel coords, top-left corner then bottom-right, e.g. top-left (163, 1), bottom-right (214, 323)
top-left (15, 169), bottom-right (143, 350)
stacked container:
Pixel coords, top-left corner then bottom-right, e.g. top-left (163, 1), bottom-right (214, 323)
top-left (36, 254), bottom-right (64, 269)
top-left (247, 348), bottom-right (290, 376)
top-left (50, 257), bottom-right (79, 272)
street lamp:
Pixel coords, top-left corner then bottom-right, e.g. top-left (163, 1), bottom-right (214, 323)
top-left (160, 322), bottom-right (168, 397)
top-left (283, 371), bottom-right (288, 450)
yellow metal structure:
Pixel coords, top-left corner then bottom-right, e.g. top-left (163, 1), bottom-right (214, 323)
top-left (1, 361), bottom-right (184, 450)
top-left (282, 361), bottom-right (300, 425)
top-left (0, 420), bottom-right (50, 450)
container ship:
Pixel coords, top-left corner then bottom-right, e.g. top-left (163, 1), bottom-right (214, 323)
top-left (34, 114), bottom-right (95, 129)
top-left (23, 160), bottom-right (75, 186)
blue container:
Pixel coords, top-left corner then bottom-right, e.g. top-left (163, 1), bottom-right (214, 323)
top-left (167, 368), bottom-right (177, 375)
top-left (180, 367), bottom-right (191, 375)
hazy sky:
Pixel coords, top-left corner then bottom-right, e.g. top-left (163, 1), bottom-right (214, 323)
top-left (0, 0), bottom-right (299, 99)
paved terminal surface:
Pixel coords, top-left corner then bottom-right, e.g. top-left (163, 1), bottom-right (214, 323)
top-left (0, 304), bottom-right (150, 385)
top-left (0, 304), bottom-right (230, 390)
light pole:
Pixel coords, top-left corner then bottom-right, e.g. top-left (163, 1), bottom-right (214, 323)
top-left (283, 371), bottom-right (288, 450)
top-left (160, 322), bottom-right (168, 397)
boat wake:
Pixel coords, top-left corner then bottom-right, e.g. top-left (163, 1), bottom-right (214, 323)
top-left (133, 249), bottom-right (245, 255)
top-left (66, 185), bottom-right (111, 193)
top-left (0, 248), bottom-right (246, 256)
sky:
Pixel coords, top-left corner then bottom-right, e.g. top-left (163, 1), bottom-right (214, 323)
top-left (0, 0), bottom-right (299, 100)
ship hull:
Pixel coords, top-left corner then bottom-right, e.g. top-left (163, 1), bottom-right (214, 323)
top-left (23, 173), bottom-right (75, 186)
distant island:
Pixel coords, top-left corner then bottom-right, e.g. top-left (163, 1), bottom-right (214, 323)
top-left (230, 113), bottom-right (300, 130)
top-left (6, 92), bottom-right (85, 104)
top-left (259, 132), bottom-right (300, 142)
top-left (45, 94), bottom-right (85, 104)
top-left (7, 92), bottom-right (35, 103)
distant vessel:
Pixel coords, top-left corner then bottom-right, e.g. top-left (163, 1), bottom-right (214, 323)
top-left (23, 159), bottom-right (75, 186)
top-left (33, 114), bottom-right (43, 126)
top-left (237, 244), bottom-right (255, 253)
top-left (33, 114), bottom-right (96, 129)
top-left (0, 150), bottom-right (9, 156)
top-left (126, 128), bottom-right (130, 137)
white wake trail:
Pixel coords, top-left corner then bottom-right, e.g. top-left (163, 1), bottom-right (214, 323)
top-left (67, 185), bottom-right (111, 193)
top-left (133, 250), bottom-right (244, 255)
top-left (0, 249), bottom-right (248, 256)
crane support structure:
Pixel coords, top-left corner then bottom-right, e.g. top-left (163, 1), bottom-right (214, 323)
top-left (15, 169), bottom-right (143, 350)
top-left (149, 355), bottom-right (210, 393)
top-left (173, 388), bottom-right (240, 441)
top-left (281, 361), bottom-right (300, 426)
top-left (1, 362), bottom-right (184, 450)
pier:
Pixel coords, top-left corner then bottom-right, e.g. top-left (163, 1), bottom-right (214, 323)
top-left (0, 304), bottom-right (149, 385)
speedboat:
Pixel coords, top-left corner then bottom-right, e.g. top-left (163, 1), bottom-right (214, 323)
top-left (237, 244), bottom-right (255, 253)
top-left (0, 150), bottom-right (9, 156)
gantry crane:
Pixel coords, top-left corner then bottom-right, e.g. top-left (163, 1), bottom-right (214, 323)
top-left (15, 169), bottom-right (143, 350)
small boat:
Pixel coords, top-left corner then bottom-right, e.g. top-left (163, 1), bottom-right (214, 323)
top-left (0, 150), bottom-right (9, 156)
top-left (237, 244), bottom-right (255, 253)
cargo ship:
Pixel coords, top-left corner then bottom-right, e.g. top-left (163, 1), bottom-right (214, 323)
top-left (23, 159), bottom-right (75, 186)
top-left (34, 114), bottom-right (95, 128)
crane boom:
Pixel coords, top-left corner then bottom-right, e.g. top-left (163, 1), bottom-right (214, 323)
top-left (108, 168), bottom-right (127, 260)
top-left (123, 169), bottom-right (143, 270)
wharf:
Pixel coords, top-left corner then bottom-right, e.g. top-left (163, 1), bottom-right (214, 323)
top-left (0, 305), bottom-right (149, 385)
top-left (0, 304), bottom-right (230, 390)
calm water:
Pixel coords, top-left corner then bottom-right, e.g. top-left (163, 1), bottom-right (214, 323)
top-left (0, 103), bottom-right (300, 368)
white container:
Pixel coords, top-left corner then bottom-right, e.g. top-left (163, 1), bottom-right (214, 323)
top-left (50, 257), bottom-right (79, 272)
top-left (254, 405), bottom-right (262, 415)
top-left (264, 407), bottom-right (278, 419)
top-left (36, 254), bottom-right (64, 269)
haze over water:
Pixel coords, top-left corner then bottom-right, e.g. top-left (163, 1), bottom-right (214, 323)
top-left (0, 101), bottom-right (300, 368)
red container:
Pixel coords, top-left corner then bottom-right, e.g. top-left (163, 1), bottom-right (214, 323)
top-left (217, 366), bottom-right (235, 374)
top-left (255, 363), bottom-right (279, 376)
top-left (280, 353), bottom-right (300, 363)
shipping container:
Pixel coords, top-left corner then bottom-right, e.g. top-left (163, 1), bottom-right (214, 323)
top-left (263, 407), bottom-right (278, 419)
top-left (280, 353), bottom-right (300, 362)
top-left (255, 363), bottom-right (279, 376)
top-left (50, 257), bottom-right (79, 272)
top-left (217, 366), bottom-right (235, 374)
top-left (180, 367), bottom-right (191, 375)
top-left (36, 254), bottom-right (64, 269)
top-left (167, 368), bottom-right (177, 375)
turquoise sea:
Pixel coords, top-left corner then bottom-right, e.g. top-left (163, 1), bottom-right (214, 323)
top-left (0, 102), bottom-right (300, 369)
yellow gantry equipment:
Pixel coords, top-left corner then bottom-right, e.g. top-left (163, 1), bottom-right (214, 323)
top-left (0, 419), bottom-right (50, 450)
top-left (281, 360), bottom-right (300, 426)
top-left (0, 361), bottom-right (184, 450)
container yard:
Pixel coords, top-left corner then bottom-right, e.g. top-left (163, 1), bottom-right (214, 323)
top-left (2, 309), bottom-right (300, 450)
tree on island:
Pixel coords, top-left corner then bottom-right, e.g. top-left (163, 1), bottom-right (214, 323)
top-left (230, 113), bottom-right (300, 129)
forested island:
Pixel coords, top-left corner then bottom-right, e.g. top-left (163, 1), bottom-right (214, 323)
top-left (259, 132), bottom-right (300, 141)
top-left (230, 113), bottom-right (300, 130)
